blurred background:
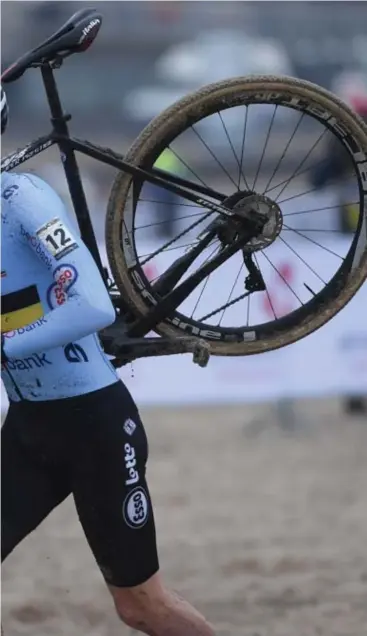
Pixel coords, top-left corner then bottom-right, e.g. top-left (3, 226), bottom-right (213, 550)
top-left (2, 1), bottom-right (367, 238)
top-left (2, 0), bottom-right (366, 405)
top-left (1, 3), bottom-right (367, 636)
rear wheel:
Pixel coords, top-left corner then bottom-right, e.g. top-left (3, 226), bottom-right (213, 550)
top-left (105, 75), bottom-right (367, 356)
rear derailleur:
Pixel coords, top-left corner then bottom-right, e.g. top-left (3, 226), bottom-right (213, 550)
top-left (100, 195), bottom-right (269, 368)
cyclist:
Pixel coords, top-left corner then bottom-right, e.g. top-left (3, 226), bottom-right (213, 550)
top-left (1, 85), bottom-right (214, 636)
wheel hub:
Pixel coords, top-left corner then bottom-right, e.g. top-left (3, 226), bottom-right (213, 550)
top-left (224, 191), bottom-right (283, 252)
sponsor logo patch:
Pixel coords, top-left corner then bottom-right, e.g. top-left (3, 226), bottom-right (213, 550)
top-left (47, 264), bottom-right (78, 309)
top-left (122, 487), bottom-right (149, 529)
top-left (4, 317), bottom-right (47, 338)
top-left (64, 343), bottom-right (88, 363)
top-left (124, 443), bottom-right (139, 486)
top-left (78, 18), bottom-right (101, 44)
top-left (2, 352), bottom-right (52, 371)
top-left (20, 225), bottom-right (53, 270)
top-left (123, 418), bottom-right (137, 436)
top-left (2, 184), bottom-right (19, 200)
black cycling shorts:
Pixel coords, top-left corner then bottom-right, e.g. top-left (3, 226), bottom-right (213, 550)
top-left (1, 380), bottom-right (159, 587)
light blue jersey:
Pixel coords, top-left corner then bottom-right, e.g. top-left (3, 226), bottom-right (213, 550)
top-left (1, 172), bottom-right (119, 401)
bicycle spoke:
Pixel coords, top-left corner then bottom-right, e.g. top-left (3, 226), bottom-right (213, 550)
top-left (283, 204), bottom-right (356, 217)
top-left (218, 110), bottom-right (243, 186)
top-left (139, 199), bottom-right (206, 208)
top-left (238, 106), bottom-right (250, 191)
top-left (139, 210), bottom-right (213, 265)
top-left (274, 127), bottom-right (329, 202)
top-left (253, 104), bottom-right (278, 192)
top-left (167, 145), bottom-right (211, 188)
top-left (218, 262), bottom-right (245, 325)
top-left (283, 228), bottom-right (344, 232)
top-left (140, 238), bottom-right (216, 261)
top-left (263, 112), bottom-right (305, 193)
top-left (190, 244), bottom-right (222, 319)
top-left (135, 211), bottom-right (206, 231)
top-left (282, 224), bottom-right (344, 258)
top-left (254, 253), bottom-right (277, 320)
top-left (198, 290), bottom-right (250, 322)
top-left (267, 165), bottom-right (357, 199)
top-left (264, 152), bottom-right (332, 196)
top-left (277, 184), bottom-right (334, 205)
top-left (260, 250), bottom-right (304, 306)
top-left (153, 229), bottom-right (219, 298)
top-left (278, 235), bottom-right (327, 284)
top-left (191, 124), bottom-right (239, 189)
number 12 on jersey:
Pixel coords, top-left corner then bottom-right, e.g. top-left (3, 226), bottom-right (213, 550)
top-left (36, 217), bottom-right (79, 261)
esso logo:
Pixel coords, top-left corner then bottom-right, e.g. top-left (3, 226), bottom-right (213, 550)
top-left (47, 264), bottom-right (78, 309)
top-left (55, 270), bottom-right (72, 304)
top-left (123, 487), bottom-right (149, 529)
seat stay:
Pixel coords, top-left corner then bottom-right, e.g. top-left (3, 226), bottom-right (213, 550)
top-left (1, 8), bottom-right (102, 84)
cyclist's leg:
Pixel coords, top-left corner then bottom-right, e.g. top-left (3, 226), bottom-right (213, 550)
top-left (71, 381), bottom-right (214, 635)
top-left (1, 403), bottom-right (71, 561)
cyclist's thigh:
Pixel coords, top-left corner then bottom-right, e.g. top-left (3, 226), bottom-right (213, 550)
top-left (1, 403), bottom-right (71, 561)
top-left (71, 381), bottom-right (159, 588)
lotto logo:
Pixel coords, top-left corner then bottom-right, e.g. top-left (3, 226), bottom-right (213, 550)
top-left (47, 264), bottom-right (78, 309)
top-left (124, 443), bottom-right (139, 486)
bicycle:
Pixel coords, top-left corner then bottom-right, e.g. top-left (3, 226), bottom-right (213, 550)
top-left (2, 8), bottom-right (367, 369)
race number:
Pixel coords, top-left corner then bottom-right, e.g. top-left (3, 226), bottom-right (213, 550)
top-left (36, 217), bottom-right (79, 260)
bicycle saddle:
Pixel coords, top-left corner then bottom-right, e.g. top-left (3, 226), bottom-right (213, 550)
top-left (2, 8), bottom-right (102, 83)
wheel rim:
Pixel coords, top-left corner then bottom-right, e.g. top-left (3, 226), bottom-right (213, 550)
top-left (117, 81), bottom-right (367, 344)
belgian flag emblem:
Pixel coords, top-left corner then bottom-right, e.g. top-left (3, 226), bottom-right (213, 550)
top-left (1, 285), bottom-right (44, 333)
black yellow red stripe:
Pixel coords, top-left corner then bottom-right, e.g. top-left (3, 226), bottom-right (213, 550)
top-left (1, 285), bottom-right (44, 332)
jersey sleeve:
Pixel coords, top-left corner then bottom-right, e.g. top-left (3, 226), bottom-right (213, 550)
top-left (3, 173), bottom-right (116, 360)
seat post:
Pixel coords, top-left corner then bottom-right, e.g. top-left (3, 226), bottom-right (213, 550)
top-left (41, 62), bottom-right (67, 127)
top-left (40, 63), bottom-right (106, 283)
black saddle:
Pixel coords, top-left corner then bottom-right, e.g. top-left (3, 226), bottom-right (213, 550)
top-left (2, 8), bottom-right (102, 83)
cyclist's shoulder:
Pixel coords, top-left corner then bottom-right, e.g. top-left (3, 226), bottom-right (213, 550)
top-left (2, 171), bottom-right (70, 231)
top-left (2, 171), bottom-right (60, 200)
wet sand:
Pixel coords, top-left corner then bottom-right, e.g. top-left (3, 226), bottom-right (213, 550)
top-left (2, 398), bottom-right (367, 636)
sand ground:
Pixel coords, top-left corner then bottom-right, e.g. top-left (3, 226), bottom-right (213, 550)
top-left (2, 398), bottom-right (367, 636)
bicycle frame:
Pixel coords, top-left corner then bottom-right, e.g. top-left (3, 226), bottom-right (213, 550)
top-left (1, 63), bottom-right (232, 273)
top-left (1, 62), bottom-right (265, 364)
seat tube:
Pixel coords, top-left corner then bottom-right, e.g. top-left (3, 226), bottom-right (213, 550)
top-left (41, 63), bottom-right (106, 281)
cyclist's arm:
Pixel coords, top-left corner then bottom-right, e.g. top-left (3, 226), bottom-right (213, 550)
top-left (3, 173), bottom-right (116, 359)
